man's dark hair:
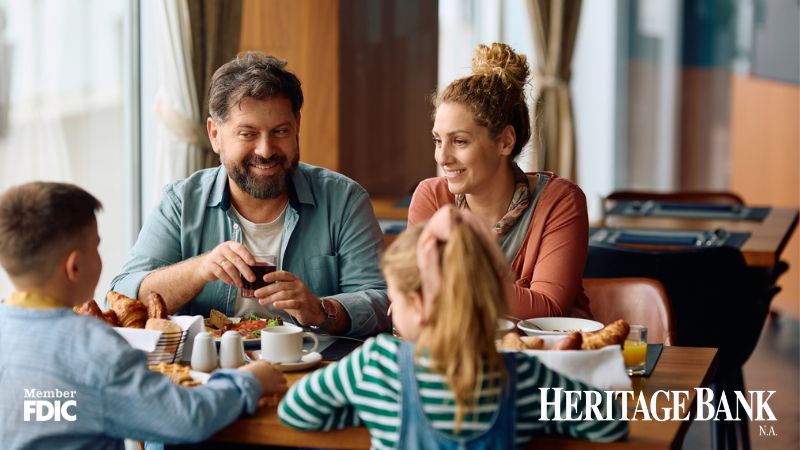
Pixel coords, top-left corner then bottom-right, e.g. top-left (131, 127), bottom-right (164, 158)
top-left (208, 51), bottom-right (304, 122)
top-left (0, 182), bottom-right (102, 279)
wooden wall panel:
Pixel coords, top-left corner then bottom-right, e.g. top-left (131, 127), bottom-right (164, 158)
top-left (240, 0), bottom-right (437, 198)
top-left (730, 74), bottom-right (800, 318)
top-left (338, 0), bottom-right (438, 197)
top-left (240, 0), bottom-right (340, 171)
top-left (679, 68), bottom-right (731, 190)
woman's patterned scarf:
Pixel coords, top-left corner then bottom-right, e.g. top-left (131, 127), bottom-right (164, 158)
top-left (455, 163), bottom-right (531, 237)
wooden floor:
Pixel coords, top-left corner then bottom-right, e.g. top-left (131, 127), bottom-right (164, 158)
top-left (682, 313), bottom-right (800, 450)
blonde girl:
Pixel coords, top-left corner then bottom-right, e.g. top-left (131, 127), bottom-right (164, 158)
top-left (279, 206), bottom-right (626, 449)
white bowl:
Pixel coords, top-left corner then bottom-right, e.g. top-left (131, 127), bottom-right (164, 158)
top-left (517, 317), bottom-right (604, 336)
top-left (496, 318), bottom-right (516, 339)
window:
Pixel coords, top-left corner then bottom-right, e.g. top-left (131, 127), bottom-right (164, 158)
top-left (0, 0), bottom-right (137, 302)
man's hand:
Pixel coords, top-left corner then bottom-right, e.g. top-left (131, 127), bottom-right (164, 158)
top-left (239, 360), bottom-right (288, 396)
top-left (198, 241), bottom-right (256, 287)
top-left (255, 271), bottom-right (327, 327)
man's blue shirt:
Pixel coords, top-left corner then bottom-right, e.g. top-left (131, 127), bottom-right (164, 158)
top-left (111, 163), bottom-right (390, 337)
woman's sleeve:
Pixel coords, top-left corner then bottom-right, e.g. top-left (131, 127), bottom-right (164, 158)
top-left (509, 186), bottom-right (589, 318)
top-left (278, 341), bottom-right (372, 430)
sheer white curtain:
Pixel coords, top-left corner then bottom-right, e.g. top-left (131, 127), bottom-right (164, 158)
top-left (438, 0), bottom-right (537, 172)
top-left (0, 0), bottom-right (133, 302)
top-left (152, 0), bottom-right (206, 200)
top-left (0, 0), bottom-right (72, 186)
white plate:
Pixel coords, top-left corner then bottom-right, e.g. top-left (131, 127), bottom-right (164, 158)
top-left (205, 316), bottom-right (281, 343)
top-left (517, 317), bottom-right (604, 336)
top-left (496, 318), bottom-right (516, 339)
top-left (250, 351), bottom-right (323, 372)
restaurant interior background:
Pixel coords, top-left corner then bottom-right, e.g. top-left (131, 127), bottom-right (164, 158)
top-left (0, 0), bottom-right (797, 448)
top-left (1, 0), bottom-right (796, 317)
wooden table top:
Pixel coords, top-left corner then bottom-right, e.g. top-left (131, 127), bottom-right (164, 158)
top-left (211, 346), bottom-right (718, 450)
top-left (371, 197), bottom-right (409, 221)
top-left (602, 206), bottom-right (798, 267)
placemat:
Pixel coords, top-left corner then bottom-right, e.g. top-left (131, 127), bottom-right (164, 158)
top-left (590, 227), bottom-right (751, 249)
top-left (321, 338), bottom-right (363, 361)
top-left (631, 343), bottom-right (663, 377)
top-left (608, 201), bottom-right (770, 221)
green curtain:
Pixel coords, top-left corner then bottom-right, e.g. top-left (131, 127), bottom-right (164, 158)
top-left (186, 0), bottom-right (243, 168)
top-left (528, 0), bottom-right (582, 180)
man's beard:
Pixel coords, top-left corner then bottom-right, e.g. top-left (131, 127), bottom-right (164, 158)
top-left (225, 153), bottom-right (298, 199)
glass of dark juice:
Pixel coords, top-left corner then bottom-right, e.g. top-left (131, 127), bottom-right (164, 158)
top-left (241, 254), bottom-right (277, 298)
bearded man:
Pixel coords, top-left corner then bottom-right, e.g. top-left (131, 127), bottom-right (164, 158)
top-left (111, 52), bottom-right (389, 337)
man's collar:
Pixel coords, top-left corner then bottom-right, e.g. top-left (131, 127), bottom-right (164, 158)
top-left (207, 165), bottom-right (231, 208)
top-left (290, 163), bottom-right (315, 207)
top-left (208, 163), bottom-right (316, 210)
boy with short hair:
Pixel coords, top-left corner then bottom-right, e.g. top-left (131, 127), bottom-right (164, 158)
top-left (0, 182), bottom-right (286, 449)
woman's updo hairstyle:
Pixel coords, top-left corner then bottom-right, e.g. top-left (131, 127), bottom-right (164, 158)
top-left (434, 43), bottom-right (531, 159)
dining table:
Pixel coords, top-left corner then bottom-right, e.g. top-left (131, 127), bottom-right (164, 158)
top-left (600, 205), bottom-right (798, 268)
top-left (210, 345), bottom-right (719, 450)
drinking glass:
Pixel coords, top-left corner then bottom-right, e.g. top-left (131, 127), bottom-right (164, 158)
top-left (241, 254), bottom-right (277, 298)
top-left (623, 325), bottom-right (648, 375)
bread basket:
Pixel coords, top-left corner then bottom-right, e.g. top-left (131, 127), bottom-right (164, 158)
top-left (147, 329), bottom-right (189, 364)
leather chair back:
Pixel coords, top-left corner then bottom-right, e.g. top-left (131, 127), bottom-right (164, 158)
top-left (584, 244), bottom-right (771, 373)
top-left (584, 278), bottom-right (674, 345)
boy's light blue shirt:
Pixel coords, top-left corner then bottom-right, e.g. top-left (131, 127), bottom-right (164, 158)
top-left (111, 163), bottom-right (390, 338)
top-left (0, 305), bottom-right (262, 449)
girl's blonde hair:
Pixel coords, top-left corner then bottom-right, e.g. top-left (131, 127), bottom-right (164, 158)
top-left (381, 217), bottom-right (507, 434)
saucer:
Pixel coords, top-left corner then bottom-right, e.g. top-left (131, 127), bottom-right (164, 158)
top-left (251, 351), bottom-right (323, 372)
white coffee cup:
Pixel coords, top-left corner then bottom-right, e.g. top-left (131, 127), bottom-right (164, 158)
top-left (219, 330), bottom-right (248, 368)
top-left (260, 324), bottom-right (319, 363)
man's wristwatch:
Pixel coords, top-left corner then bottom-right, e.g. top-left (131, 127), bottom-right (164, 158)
top-left (318, 297), bottom-right (337, 330)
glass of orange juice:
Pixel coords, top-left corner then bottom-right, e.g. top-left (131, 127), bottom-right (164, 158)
top-left (623, 325), bottom-right (648, 375)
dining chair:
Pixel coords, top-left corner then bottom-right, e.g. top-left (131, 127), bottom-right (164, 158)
top-left (584, 243), bottom-right (777, 450)
top-left (583, 277), bottom-right (675, 345)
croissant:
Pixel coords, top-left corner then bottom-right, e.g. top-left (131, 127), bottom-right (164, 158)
top-left (497, 333), bottom-right (544, 351)
top-left (107, 291), bottom-right (148, 328)
top-left (146, 291), bottom-right (168, 319)
top-left (520, 336), bottom-right (544, 350)
top-left (581, 320), bottom-right (630, 350)
top-left (552, 332), bottom-right (583, 350)
top-left (73, 299), bottom-right (104, 320)
top-left (102, 310), bottom-right (121, 327)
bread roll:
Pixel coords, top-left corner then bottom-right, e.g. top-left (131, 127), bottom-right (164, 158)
top-left (146, 318), bottom-right (182, 354)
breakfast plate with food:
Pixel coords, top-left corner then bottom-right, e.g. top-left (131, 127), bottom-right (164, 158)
top-left (204, 309), bottom-right (282, 346)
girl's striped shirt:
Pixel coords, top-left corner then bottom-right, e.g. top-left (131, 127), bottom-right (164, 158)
top-left (278, 334), bottom-right (628, 449)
